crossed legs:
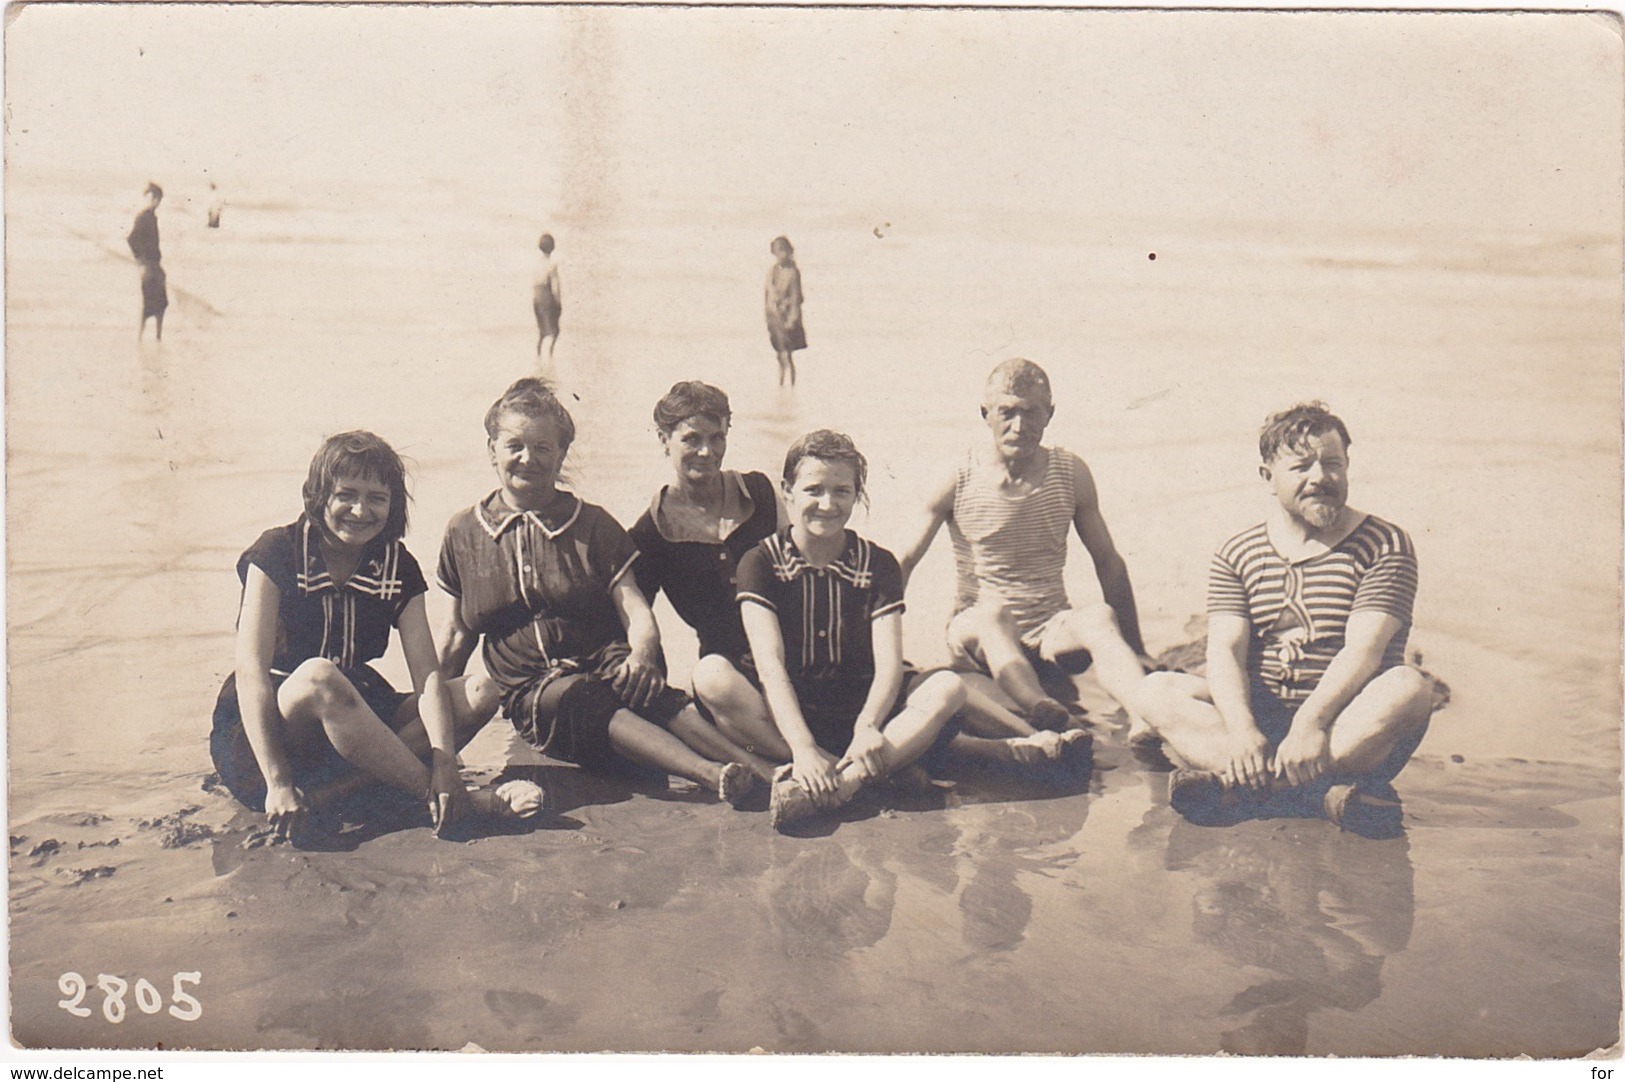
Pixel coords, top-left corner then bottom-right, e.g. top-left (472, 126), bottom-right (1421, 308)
top-left (1132, 666), bottom-right (1435, 784)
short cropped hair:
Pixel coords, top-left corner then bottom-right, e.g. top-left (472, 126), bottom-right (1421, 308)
top-left (145, 182), bottom-right (164, 201)
top-left (770, 235), bottom-right (794, 257)
top-left (538, 233), bottom-right (555, 255)
top-left (983, 358), bottom-right (1053, 407)
top-left (1258, 401), bottom-right (1352, 463)
top-left (483, 377), bottom-right (577, 450)
top-left (782, 429), bottom-right (868, 502)
top-left (302, 430), bottom-right (410, 543)
top-left (653, 381), bottom-right (731, 437)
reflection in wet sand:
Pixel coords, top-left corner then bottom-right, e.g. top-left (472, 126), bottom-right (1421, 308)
top-left (1165, 817), bottom-right (1414, 1055)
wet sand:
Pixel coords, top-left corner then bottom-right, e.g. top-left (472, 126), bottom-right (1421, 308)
top-left (6, 7), bottom-right (1623, 1063)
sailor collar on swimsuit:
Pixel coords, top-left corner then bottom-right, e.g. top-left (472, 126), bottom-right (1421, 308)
top-left (760, 528), bottom-right (875, 589)
top-left (475, 488), bottom-right (583, 541)
top-left (295, 516), bottom-right (410, 600)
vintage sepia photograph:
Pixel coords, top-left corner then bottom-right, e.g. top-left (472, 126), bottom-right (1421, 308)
top-left (5, 0), bottom-right (1620, 1070)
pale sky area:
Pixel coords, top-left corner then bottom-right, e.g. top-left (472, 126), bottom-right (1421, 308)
top-left (6, 4), bottom-right (1621, 236)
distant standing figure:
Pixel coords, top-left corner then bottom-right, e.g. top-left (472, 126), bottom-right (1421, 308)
top-left (207, 181), bottom-right (224, 229)
top-left (765, 235), bottom-right (805, 387)
top-left (532, 233), bottom-right (562, 362)
top-left (127, 182), bottom-right (167, 341)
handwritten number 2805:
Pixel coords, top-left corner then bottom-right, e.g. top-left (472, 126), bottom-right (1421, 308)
top-left (57, 972), bottom-right (202, 1022)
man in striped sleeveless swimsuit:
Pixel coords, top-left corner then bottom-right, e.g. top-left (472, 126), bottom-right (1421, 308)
top-left (898, 359), bottom-right (1154, 739)
top-left (1132, 402), bottom-right (1436, 831)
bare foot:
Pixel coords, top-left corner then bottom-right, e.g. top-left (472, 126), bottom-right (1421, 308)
top-left (1007, 731), bottom-right (1064, 765)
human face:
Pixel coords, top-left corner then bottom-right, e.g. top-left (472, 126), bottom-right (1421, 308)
top-left (982, 391), bottom-right (1053, 462)
top-left (323, 473), bottom-right (392, 550)
top-left (1262, 431), bottom-right (1349, 530)
top-left (785, 457), bottom-right (858, 546)
top-left (489, 411), bottom-right (567, 511)
top-left (664, 416), bottom-right (728, 486)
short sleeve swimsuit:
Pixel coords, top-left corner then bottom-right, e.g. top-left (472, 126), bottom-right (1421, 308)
top-left (437, 490), bottom-right (689, 772)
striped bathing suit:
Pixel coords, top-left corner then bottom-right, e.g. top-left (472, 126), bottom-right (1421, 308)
top-left (948, 445), bottom-right (1080, 645)
top-left (1207, 514), bottom-right (1418, 705)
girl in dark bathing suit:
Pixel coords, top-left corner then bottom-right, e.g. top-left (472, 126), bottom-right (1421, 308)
top-left (210, 431), bottom-right (539, 841)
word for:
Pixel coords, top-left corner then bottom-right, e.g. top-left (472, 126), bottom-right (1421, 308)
top-left (11, 1070), bottom-right (164, 1081)
top-left (56, 972), bottom-right (201, 1023)
top-left (1592, 1070), bottom-right (1614, 1080)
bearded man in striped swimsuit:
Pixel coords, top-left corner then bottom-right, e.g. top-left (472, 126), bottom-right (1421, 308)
top-left (899, 359), bottom-right (1155, 750)
top-left (1133, 402), bottom-right (1436, 831)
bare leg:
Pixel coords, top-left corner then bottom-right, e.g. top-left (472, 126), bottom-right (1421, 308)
top-left (667, 704), bottom-right (778, 781)
top-left (692, 656), bottom-right (794, 765)
top-left (154, 310), bottom-right (164, 341)
top-left (277, 659), bottom-right (430, 797)
top-left (1037, 603), bottom-right (1148, 711)
top-left (948, 606), bottom-right (1068, 720)
top-left (1131, 671), bottom-right (1237, 773)
top-left (1326, 666), bottom-right (1434, 778)
top-left (606, 708), bottom-right (742, 800)
top-left (818, 672), bottom-right (967, 806)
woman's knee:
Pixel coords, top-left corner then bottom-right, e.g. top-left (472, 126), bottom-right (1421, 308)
top-left (691, 655), bottom-right (745, 704)
top-left (912, 671), bottom-right (967, 717)
top-left (281, 658), bottom-right (360, 714)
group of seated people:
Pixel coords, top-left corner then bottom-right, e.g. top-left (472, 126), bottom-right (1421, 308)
top-left (210, 358), bottom-right (1436, 839)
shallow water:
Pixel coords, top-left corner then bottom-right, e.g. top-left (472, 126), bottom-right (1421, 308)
top-left (6, 156), bottom-right (1620, 1056)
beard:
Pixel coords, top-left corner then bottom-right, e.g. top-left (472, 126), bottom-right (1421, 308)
top-left (1296, 491), bottom-right (1345, 529)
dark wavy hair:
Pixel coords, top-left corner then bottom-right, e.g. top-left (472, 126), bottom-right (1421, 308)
top-left (302, 430), bottom-right (410, 543)
top-left (1258, 401), bottom-right (1352, 463)
top-left (653, 380), bottom-right (731, 437)
top-left (483, 377), bottom-right (576, 450)
top-left (782, 429), bottom-right (868, 503)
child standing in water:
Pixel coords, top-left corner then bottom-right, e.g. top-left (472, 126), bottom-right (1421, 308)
top-left (764, 235), bottom-right (805, 387)
top-left (211, 432), bottom-right (538, 840)
top-left (532, 233), bottom-right (562, 363)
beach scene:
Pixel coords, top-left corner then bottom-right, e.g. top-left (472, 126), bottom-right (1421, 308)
top-left (5, 4), bottom-right (1621, 1068)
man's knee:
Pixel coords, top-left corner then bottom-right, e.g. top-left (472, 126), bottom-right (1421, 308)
top-left (948, 603), bottom-right (1021, 657)
top-left (1133, 671), bottom-right (1208, 732)
top-left (1378, 665), bottom-right (1437, 725)
top-left (1057, 603), bottom-right (1122, 647)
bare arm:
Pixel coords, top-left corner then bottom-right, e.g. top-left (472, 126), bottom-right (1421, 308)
top-left (895, 472), bottom-right (956, 588)
top-left (436, 594), bottom-right (480, 679)
top-left (1290, 611), bottom-right (1404, 735)
top-left (399, 594), bottom-right (469, 832)
top-left (609, 571), bottom-right (667, 708)
top-left (843, 612), bottom-right (906, 780)
top-left (1205, 613), bottom-right (1260, 738)
top-left (1070, 456), bottom-right (1147, 655)
top-left (1272, 611), bottom-right (1405, 786)
top-left (234, 567), bottom-right (302, 827)
top-left (741, 599), bottom-right (842, 802)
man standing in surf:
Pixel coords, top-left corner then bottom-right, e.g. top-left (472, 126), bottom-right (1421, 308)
top-left (127, 182), bottom-right (167, 341)
top-left (897, 358), bottom-right (1154, 738)
top-left (1131, 402), bottom-right (1435, 833)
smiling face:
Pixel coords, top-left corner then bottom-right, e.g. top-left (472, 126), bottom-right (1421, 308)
top-left (1262, 430), bottom-right (1349, 530)
top-left (489, 410), bottom-right (567, 511)
top-left (663, 415), bottom-right (728, 486)
top-left (322, 473), bottom-right (393, 550)
top-left (982, 391), bottom-right (1054, 464)
top-left (785, 456), bottom-right (857, 546)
